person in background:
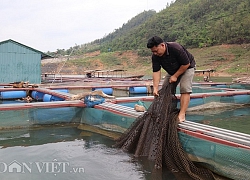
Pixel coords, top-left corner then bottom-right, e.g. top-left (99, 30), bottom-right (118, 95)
top-left (147, 36), bottom-right (196, 122)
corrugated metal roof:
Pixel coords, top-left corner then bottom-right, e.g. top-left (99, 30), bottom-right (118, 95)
top-left (0, 39), bottom-right (53, 59)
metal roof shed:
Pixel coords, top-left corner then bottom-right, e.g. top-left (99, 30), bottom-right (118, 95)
top-left (0, 39), bottom-right (52, 84)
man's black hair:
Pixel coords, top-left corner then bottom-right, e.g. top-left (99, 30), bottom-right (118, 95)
top-left (147, 36), bottom-right (164, 48)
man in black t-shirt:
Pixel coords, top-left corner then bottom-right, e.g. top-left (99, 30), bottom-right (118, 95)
top-left (147, 36), bottom-right (196, 122)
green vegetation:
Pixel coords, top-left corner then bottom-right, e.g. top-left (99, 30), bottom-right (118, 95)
top-left (43, 44), bottom-right (249, 76)
top-left (190, 44), bottom-right (250, 74)
top-left (44, 0), bottom-right (250, 77)
top-left (47, 0), bottom-right (250, 56)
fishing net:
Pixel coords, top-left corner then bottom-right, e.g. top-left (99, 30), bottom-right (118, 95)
top-left (114, 81), bottom-right (215, 180)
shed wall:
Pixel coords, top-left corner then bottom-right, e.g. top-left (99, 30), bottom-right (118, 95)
top-left (0, 41), bottom-right (41, 84)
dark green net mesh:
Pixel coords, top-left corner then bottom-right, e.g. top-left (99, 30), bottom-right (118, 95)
top-left (114, 81), bottom-right (215, 180)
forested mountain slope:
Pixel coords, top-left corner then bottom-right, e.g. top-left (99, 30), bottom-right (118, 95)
top-left (49, 0), bottom-right (250, 55)
top-left (43, 0), bottom-right (250, 78)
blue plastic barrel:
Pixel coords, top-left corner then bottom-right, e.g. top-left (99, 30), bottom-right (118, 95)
top-left (52, 89), bottom-right (69, 93)
top-left (43, 94), bottom-right (65, 102)
top-left (92, 88), bottom-right (113, 95)
top-left (31, 91), bottom-right (45, 100)
top-left (129, 87), bottom-right (147, 94)
top-left (43, 94), bottom-right (52, 102)
top-left (50, 96), bottom-right (65, 101)
top-left (51, 89), bottom-right (69, 101)
top-left (43, 89), bottom-right (69, 102)
top-left (0, 91), bottom-right (27, 99)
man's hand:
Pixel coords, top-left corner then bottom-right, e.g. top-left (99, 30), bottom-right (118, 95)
top-left (153, 71), bottom-right (161, 96)
top-left (153, 88), bottom-right (159, 96)
top-left (169, 75), bottom-right (177, 83)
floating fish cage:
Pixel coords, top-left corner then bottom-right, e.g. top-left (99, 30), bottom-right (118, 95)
top-left (80, 100), bottom-right (250, 180)
top-left (0, 82), bottom-right (250, 180)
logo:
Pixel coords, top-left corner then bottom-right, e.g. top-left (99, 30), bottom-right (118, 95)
top-left (0, 159), bottom-right (85, 175)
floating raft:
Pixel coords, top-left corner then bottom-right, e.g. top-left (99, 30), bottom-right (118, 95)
top-left (85, 99), bottom-right (250, 180)
top-left (179, 121), bottom-right (250, 149)
top-left (0, 100), bottom-right (85, 110)
top-left (95, 102), bottom-right (144, 117)
top-left (94, 102), bottom-right (250, 150)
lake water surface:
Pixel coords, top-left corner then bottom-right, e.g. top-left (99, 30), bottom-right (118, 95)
top-left (0, 126), bottom-right (191, 180)
top-left (0, 123), bottom-right (234, 180)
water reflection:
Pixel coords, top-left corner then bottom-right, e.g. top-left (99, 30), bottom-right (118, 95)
top-left (0, 125), bottom-right (180, 180)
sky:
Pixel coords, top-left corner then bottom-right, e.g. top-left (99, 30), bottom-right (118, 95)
top-left (0, 0), bottom-right (174, 52)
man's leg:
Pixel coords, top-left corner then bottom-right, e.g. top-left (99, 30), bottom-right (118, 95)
top-left (178, 93), bottom-right (190, 122)
top-left (178, 68), bottom-right (195, 122)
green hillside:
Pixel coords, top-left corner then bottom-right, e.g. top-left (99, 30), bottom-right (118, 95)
top-left (48, 0), bottom-right (250, 55)
top-left (42, 44), bottom-right (250, 78)
top-left (43, 0), bottom-right (250, 77)
top-left (99, 0), bottom-right (250, 52)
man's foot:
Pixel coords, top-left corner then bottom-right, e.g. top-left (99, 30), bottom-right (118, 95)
top-left (178, 114), bottom-right (186, 122)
